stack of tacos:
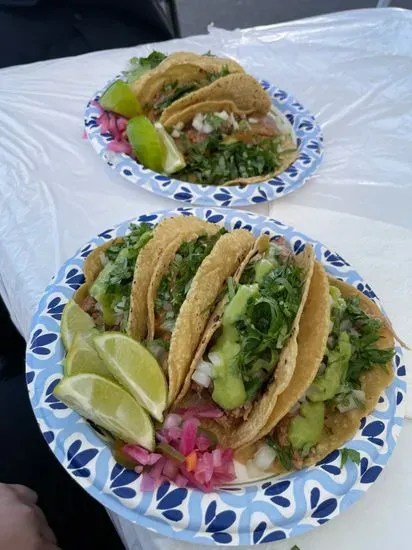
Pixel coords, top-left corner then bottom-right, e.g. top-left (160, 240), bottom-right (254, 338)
top-left (98, 50), bottom-right (298, 186)
top-left (69, 214), bottom-right (400, 478)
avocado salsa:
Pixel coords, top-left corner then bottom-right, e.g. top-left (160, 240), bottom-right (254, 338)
top-left (265, 284), bottom-right (395, 470)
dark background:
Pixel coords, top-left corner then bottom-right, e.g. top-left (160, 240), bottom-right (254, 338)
top-left (175, 0), bottom-right (411, 36)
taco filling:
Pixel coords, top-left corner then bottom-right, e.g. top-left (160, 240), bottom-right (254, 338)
top-left (257, 284), bottom-right (395, 471)
top-left (169, 110), bottom-right (296, 185)
top-left (80, 223), bottom-right (153, 331)
top-left (190, 237), bottom-right (305, 425)
top-left (148, 65), bottom-right (230, 120)
top-left (151, 228), bottom-right (226, 356)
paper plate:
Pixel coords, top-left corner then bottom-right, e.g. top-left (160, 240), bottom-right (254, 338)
top-left (84, 80), bottom-right (323, 207)
top-left (26, 207), bottom-right (405, 546)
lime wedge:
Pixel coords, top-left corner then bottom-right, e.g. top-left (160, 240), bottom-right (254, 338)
top-left (154, 123), bottom-right (186, 175)
top-left (94, 332), bottom-right (167, 422)
top-left (100, 80), bottom-right (142, 118)
top-left (65, 333), bottom-right (112, 378)
top-left (54, 374), bottom-right (155, 450)
top-left (61, 300), bottom-right (95, 351)
top-left (127, 116), bottom-right (164, 173)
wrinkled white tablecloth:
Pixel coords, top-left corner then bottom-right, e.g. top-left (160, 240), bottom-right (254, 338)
top-left (0, 7), bottom-right (411, 550)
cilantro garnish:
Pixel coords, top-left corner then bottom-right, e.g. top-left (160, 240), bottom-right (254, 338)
top-left (266, 436), bottom-right (293, 471)
top-left (206, 64), bottom-right (230, 83)
top-left (340, 448), bottom-right (361, 468)
top-left (154, 82), bottom-right (200, 112)
top-left (235, 261), bottom-right (303, 397)
top-left (155, 229), bottom-right (226, 325)
top-left (178, 134), bottom-right (283, 186)
top-left (105, 223), bottom-right (153, 295)
top-left (329, 296), bottom-right (395, 386)
top-left (123, 51), bottom-right (167, 83)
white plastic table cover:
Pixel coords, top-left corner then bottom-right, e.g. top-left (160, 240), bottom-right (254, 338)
top-left (1, 6), bottom-right (411, 550)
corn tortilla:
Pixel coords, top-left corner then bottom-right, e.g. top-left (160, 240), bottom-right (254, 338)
top-left (167, 229), bottom-right (255, 405)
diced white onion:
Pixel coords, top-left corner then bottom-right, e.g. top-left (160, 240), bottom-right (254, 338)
top-left (201, 122), bottom-right (214, 134)
top-left (248, 117), bottom-right (259, 123)
top-left (253, 444), bottom-right (277, 471)
top-left (328, 320), bottom-right (334, 333)
top-left (318, 362), bottom-right (327, 375)
top-left (350, 328), bottom-right (360, 337)
top-left (229, 112), bottom-right (239, 130)
top-left (352, 389), bottom-right (366, 404)
top-left (191, 369), bottom-right (211, 388)
top-left (336, 389), bottom-right (365, 413)
top-left (171, 129), bottom-right (180, 138)
top-left (216, 111), bottom-right (229, 120)
top-left (340, 319), bottom-right (351, 331)
top-left (197, 360), bottom-right (213, 376)
top-left (327, 336), bottom-right (335, 348)
top-left (174, 121), bottom-right (184, 131)
top-left (163, 301), bottom-right (173, 312)
top-left (192, 113), bottom-right (204, 132)
top-left (208, 351), bottom-right (222, 366)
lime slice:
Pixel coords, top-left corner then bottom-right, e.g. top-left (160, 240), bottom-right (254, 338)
top-left (127, 116), bottom-right (164, 173)
top-left (54, 374), bottom-right (155, 450)
top-left (94, 332), bottom-right (167, 422)
top-left (61, 300), bottom-right (95, 351)
top-left (154, 123), bottom-right (186, 175)
top-left (65, 333), bottom-right (112, 378)
top-left (99, 80), bottom-right (142, 118)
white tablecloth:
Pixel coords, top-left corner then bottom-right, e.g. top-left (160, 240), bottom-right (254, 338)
top-left (0, 7), bottom-right (411, 550)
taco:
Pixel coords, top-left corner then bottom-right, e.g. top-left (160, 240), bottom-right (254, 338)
top-left (129, 51), bottom-right (244, 122)
top-left (175, 235), bottom-right (315, 449)
top-left (145, 228), bottom-right (256, 405)
top-left (161, 82), bottom-right (297, 186)
top-left (239, 274), bottom-right (396, 473)
top-left (75, 216), bottom-right (218, 339)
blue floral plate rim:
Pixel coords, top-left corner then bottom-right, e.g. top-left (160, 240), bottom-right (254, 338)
top-left (26, 207), bottom-right (406, 546)
top-left (84, 77), bottom-right (324, 207)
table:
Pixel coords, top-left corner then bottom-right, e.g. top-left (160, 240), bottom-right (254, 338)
top-left (1, 6), bottom-right (411, 550)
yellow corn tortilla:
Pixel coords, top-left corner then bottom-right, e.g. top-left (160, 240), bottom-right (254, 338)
top-left (146, 220), bottom-right (222, 341)
top-left (176, 237), bottom-right (315, 449)
top-left (167, 229), bottom-right (255, 405)
top-left (130, 52), bottom-right (244, 118)
top-left (237, 275), bottom-right (396, 472)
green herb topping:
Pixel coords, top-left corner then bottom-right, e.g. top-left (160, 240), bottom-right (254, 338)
top-left (266, 436), bottom-right (293, 471)
top-left (155, 228), bottom-right (226, 330)
top-left (178, 133), bottom-right (283, 186)
top-left (340, 448), bottom-right (361, 468)
top-left (123, 51), bottom-right (167, 83)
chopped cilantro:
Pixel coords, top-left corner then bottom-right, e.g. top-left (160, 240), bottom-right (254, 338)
top-left (155, 229), bottom-right (226, 326)
top-left (331, 296), bottom-right (395, 386)
top-left (340, 448), bottom-right (361, 468)
top-left (235, 261), bottom-right (303, 397)
top-left (150, 338), bottom-right (170, 351)
top-left (266, 436), bottom-right (293, 470)
top-left (204, 113), bottom-right (225, 129)
top-left (206, 64), bottom-right (230, 83)
top-left (178, 133), bottom-right (283, 186)
top-left (227, 277), bottom-right (236, 301)
top-left (154, 82), bottom-right (200, 112)
top-left (104, 223), bottom-right (153, 296)
top-left (290, 546), bottom-right (301, 550)
top-left (123, 51), bottom-right (167, 83)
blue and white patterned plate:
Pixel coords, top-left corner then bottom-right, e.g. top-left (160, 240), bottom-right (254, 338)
top-left (84, 79), bottom-right (323, 207)
top-left (26, 208), bottom-right (405, 546)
